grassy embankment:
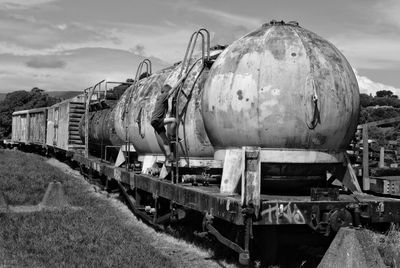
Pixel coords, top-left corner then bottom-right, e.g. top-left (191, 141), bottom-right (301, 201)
top-left (0, 149), bottom-right (176, 267)
top-left (373, 224), bottom-right (400, 267)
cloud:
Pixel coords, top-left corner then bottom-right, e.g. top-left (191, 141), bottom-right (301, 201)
top-left (375, 0), bottom-right (400, 29)
top-left (0, 47), bottom-right (169, 92)
top-left (355, 69), bottom-right (400, 97)
top-left (26, 57), bottom-right (66, 69)
top-left (0, 14), bottom-right (120, 55)
top-left (131, 44), bottom-right (146, 56)
top-left (189, 6), bottom-right (261, 28)
top-left (0, 0), bottom-right (57, 9)
top-left (331, 32), bottom-right (400, 70)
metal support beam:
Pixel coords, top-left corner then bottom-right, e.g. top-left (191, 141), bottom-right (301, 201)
top-left (241, 147), bottom-right (261, 215)
top-left (362, 127), bottom-right (370, 191)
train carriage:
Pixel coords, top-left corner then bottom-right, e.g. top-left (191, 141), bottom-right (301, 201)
top-left (46, 95), bottom-right (86, 151)
top-left (12, 107), bottom-right (47, 145)
top-left (8, 20), bottom-right (400, 266)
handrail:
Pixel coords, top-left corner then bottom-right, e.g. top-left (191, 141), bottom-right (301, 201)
top-left (179, 28), bottom-right (210, 78)
top-left (104, 81), bottom-right (135, 100)
top-left (173, 28), bottom-right (210, 182)
top-left (123, 59), bottom-right (152, 170)
top-left (186, 31), bottom-right (205, 74)
top-left (83, 80), bottom-right (105, 158)
top-left (198, 28), bottom-right (210, 61)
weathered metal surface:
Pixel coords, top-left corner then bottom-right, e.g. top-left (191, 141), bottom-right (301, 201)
top-left (72, 152), bottom-right (400, 227)
top-left (202, 22), bottom-right (359, 151)
top-left (79, 103), bottom-right (123, 152)
top-left (113, 50), bottom-right (223, 158)
top-left (114, 68), bottom-right (173, 155)
top-left (11, 108), bottom-right (47, 144)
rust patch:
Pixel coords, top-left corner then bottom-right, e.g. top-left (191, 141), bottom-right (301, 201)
top-left (265, 37), bottom-right (286, 60)
top-left (311, 134), bottom-right (327, 145)
top-left (244, 28), bottom-right (267, 38)
top-left (236, 90), bottom-right (243, 100)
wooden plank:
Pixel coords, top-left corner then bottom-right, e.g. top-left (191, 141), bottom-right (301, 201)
top-left (26, 113), bottom-right (30, 142)
top-left (220, 149), bottom-right (244, 194)
top-left (241, 147), bottom-right (261, 215)
top-left (69, 117), bottom-right (81, 122)
top-left (358, 116), bottom-right (400, 129)
top-left (362, 126), bottom-right (370, 191)
top-left (69, 113), bottom-right (83, 118)
top-left (70, 107), bottom-right (85, 111)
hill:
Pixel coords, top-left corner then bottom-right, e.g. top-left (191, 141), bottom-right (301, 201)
top-left (47, 91), bottom-right (81, 100)
top-left (0, 91), bottom-right (80, 102)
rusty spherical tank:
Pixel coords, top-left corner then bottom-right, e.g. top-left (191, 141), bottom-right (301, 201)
top-left (202, 21), bottom-right (360, 151)
top-left (114, 51), bottom-right (222, 158)
top-left (114, 69), bottom-right (172, 155)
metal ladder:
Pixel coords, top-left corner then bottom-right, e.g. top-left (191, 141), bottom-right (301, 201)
top-left (123, 59), bottom-right (152, 170)
top-left (172, 28), bottom-right (210, 182)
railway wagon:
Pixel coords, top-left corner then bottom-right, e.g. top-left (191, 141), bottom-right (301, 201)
top-left (9, 20), bottom-right (400, 266)
top-left (11, 107), bottom-right (47, 145)
top-left (46, 95), bottom-right (85, 151)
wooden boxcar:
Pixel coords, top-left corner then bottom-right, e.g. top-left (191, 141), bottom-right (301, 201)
top-left (11, 107), bottom-right (47, 145)
top-left (46, 95), bottom-right (85, 151)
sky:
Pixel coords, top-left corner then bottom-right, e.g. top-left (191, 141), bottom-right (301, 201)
top-left (0, 0), bottom-right (399, 94)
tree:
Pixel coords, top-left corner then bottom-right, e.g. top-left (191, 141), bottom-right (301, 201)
top-left (376, 90), bottom-right (394, 98)
top-left (360, 93), bottom-right (373, 107)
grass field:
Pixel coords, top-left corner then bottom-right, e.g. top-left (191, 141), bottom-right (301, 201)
top-left (0, 149), bottom-right (200, 267)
